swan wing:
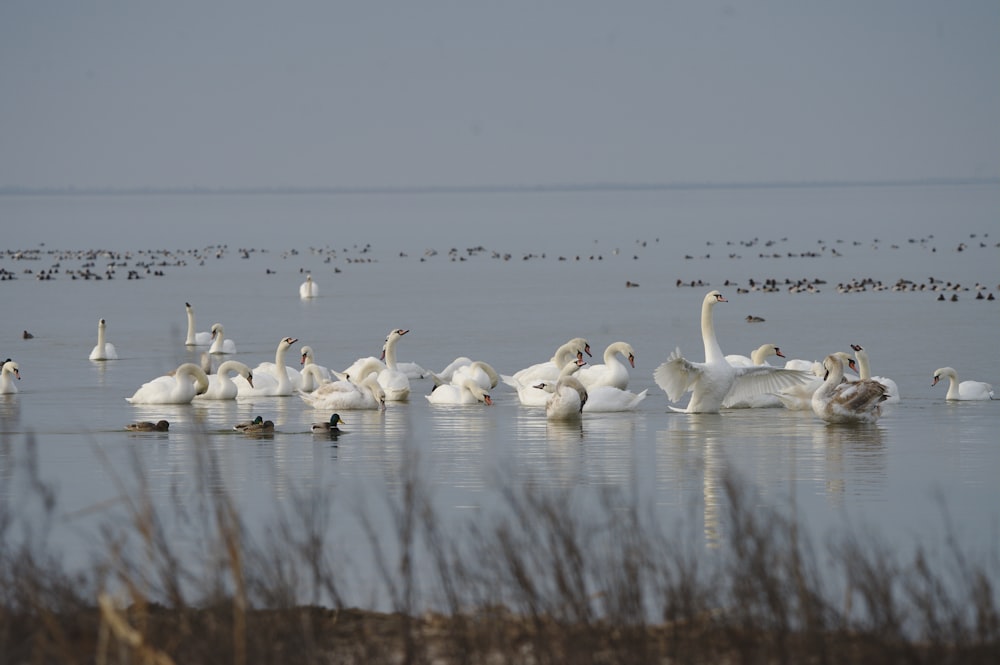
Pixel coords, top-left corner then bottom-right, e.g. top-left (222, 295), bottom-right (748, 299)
top-left (724, 366), bottom-right (813, 408)
top-left (653, 348), bottom-right (703, 402)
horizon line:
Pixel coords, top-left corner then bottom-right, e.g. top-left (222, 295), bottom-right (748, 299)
top-left (1, 176), bottom-right (997, 197)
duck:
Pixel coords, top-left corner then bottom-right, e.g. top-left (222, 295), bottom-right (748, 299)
top-left (88, 318), bottom-right (118, 361)
top-left (233, 415), bottom-right (264, 431)
top-left (931, 367), bottom-right (994, 401)
top-left (812, 353), bottom-right (888, 423)
top-left (126, 363), bottom-right (209, 404)
top-left (312, 413), bottom-right (345, 434)
top-left (849, 344), bottom-right (900, 403)
top-left (653, 291), bottom-right (813, 413)
top-left (125, 420), bottom-right (170, 432)
top-left (1, 361), bottom-right (22, 394)
top-left (299, 273), bottom-right (318, 299)
top-left (576, 341), bottom-right (636, 390)
top-left (236, 337), bottom-right (300, 397)
top-left (195, 360), bottom-right (254, 400)
top-left (208, 323), bottom-right (238, 355)
top-left (240, 418), bottom-right (275, 434)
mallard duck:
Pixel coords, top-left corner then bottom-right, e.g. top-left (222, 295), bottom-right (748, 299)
top-left (233, 415), bottom-right (264, 431)
top-left (241, 419), bottom-right (275, 434)
top-left (125, 420), bottom-right (170, 432)
top-left (312, 413), bottom-right (345, 434)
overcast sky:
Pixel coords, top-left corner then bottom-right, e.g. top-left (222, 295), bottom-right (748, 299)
top-left (1, 1), bottom-right (998, 190)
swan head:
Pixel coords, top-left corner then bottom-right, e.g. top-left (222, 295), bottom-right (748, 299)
top-left (99, 318), bottom-right (107, 327)
top-left (3, 361), bottom-right (20, 379)
top-left (706, 290), bottom-right (727, 304)
top-left (211, 323), bottom-right (224, 338)
top-left (281, 337), bottom-right (299, 348)
top-left (932, 367), bottom-right (956, 387)
top-left (300, 346), bottom-right (314, 365)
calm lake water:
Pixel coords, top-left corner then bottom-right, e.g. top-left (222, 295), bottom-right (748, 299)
top-left (2, 183), bottom-right (998, 609)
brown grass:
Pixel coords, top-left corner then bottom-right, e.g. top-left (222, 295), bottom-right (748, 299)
top-left (1, 430), bottom-right (998, 664)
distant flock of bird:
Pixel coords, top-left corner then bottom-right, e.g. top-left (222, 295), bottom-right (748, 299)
top-left (4, 277), bottom-right (993, 436)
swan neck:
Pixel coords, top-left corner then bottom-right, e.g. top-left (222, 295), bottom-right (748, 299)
top-left (701, 300), bottom-right (723, 363)
top-left (856, 351), bottom-right (871, 380)
top-left (185, 309), bottom-right (196, 344)
top-left (96, 323), bottom-right (106, 347)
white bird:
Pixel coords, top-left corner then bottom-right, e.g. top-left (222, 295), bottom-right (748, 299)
top-left (342, 329), bottom-right (412, 401)
top-left (501, 338), bottom-right (591, 406)
top-left (236, 337), bottom-right (299, 397)
top-left (1, 361), bottom-right (21, 394)
top-left (195, 360), bottom-right (254, 400)
top-left (725, 343), bottom-right (785, 368)
top-left (298, 367), bottom-right (386, 410)
top-left (208, 323), bottom-right (237, 355)
top-left (850, 344), bottom-right (900, 403)
top-left (812, 353), bottom-right (888, 423)
top-left (184, 302), bottom-right (213, 346)
top-left (88, 318), bottom-right (118, 361)
top-left (448, 360), bottom-right (501, 391)
top-left (299, 345), bottom-right (334, 391)
top-left (507, 337), bottom-right (592, 385)
top-left (126, 363), bottom-right (209, 405)
top-left (426, 376), bottom-right (494, 406)
top-left (583, 386), bottom-right (648, 412)
top-left (653, 290), bottom-right (813, 413)
top-left (576, 341), bottom-right (635, 390)
top-left (534, 361), bottom-right (588, 421)
top-left (299, 273), bottom-right (318, 299)
top-left (932, 367), bottom-right (994, 401)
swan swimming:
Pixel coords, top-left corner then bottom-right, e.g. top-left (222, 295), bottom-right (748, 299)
top-left (236, 337), bottom-right (299, 397)
top-left (932, 367), bottom-right (994, 401)
top-left (88, 318), bottom-right (118, 361)
top-left (0, 361), bottom-right (21, 394)
top-left (576, 341), bottom-right (636, 390)
top-left (184, 302), bottom-right (213, 346)
top-left (533, 361), bottom-right (588, 421)
top-left (850, 343), bottom-right (900, 403)
top-left (812, 353), bottom-right (888, 423)
top-left (299, 274), bottom-right (318, 299)
top-left (126, 363), bottom-right (210, 404)
top-left (195, 360), bottom-right (254, 400)
top-left (653, 290), bottom-right (812, 413)
top-left (208, 323), bottom-right (238, 355)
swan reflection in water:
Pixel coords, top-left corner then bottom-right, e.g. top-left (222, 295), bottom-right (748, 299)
top-left (811, 421), bottom-right (886, 506)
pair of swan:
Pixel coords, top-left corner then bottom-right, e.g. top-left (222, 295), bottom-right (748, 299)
top-left (576, 341), bottom-right (636, 390)
top-left (653, 291), bottom-right (813, 413)
top-left (194, 360), bottom-right (254, 400)
top-left (426, 360), bottom-right (499, 406)
top-left (932, 367), bottom-right (994, 401)
top-left (340, 329), bottom-right (411, 401)
top-left (126, 363), bottom-right (210, 404)
top-left (1, 361), bottom-right (21, 394)
top-left (89, 318), bottom-right (118, 361)
top-left (501, 337), bottom-right (591, 406)
top-left (812, 353), bottom-right (888, 423)
top-left (235, 337), bottom-right (300, 397)
top-left (299, 274), bottom-right (318, 299)
top-left (534, 358), bottom-right (648, 415)
top-left (184, 303), bottom-right (237, 353)
top-left (298, 358), bottom-right (387, 410)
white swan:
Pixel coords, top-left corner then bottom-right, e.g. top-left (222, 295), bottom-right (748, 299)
top-left (236, 337), bottom-right (299, 397)
top-left (850, 343), bottom-right (900, 403)
top-left (583, 386), bottom-right (648, 412)
top-left (576, 341), bottom-right (635, 390)
top-left (653, 290), bottom-right (812, 413)
top-left (299, 273), bottom-right (318, 299)
top-left (299, 345), bottom-right (334, 390)
top-left (426, 376), bottom-right (493, 405)
top-left (208, 323), bottom-right (237, 355)
top-left (377, 328), bottom-right (411, 401)
top-left (0, 361), bottom-right (21, 394)
top-left (507, 337), bottom-right (592, 385)
top-left (298, 369), bottom-right (386, 410)
top-left (448, 360), bottom-right (500, 391)
top-left (534, 361), bottom-right (588, 421)
top-left (725, 343), bottom-right (784, 368)
top-left (501, 338), bottom-right (591, 406)
top-left (195, 360), bottom-right (254, 400)
top-left (932, 367), bottom-right (994, 401)
top-left (184, 302), bottom-right (213, 346)
top-left (88, 318), bottom-right (118, 361)
top-left (126, 363), bottom-right (210, 404)
top-left (812, 353), bottom-right (888, 423)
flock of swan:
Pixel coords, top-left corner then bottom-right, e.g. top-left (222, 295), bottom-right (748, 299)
top-left (1, 288), bottom-right (993, 433)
